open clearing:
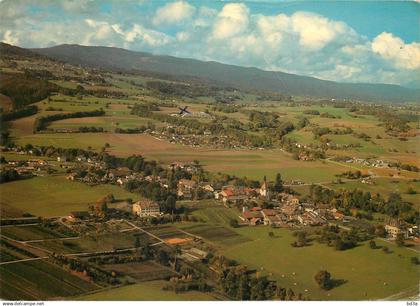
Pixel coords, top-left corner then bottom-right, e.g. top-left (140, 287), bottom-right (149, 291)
top-left (0, 176), bottom-right (136, 217)
top-left (223, 226), bottom-right (419, 301)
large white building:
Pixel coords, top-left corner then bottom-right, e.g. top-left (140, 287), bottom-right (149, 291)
top-left (132, 200), bottom-right (161, 217)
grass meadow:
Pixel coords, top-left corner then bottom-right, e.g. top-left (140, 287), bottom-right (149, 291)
top-left (0, 175), bottom-right (135, 217)
top-left (223, 226), bottom-right (419, 300)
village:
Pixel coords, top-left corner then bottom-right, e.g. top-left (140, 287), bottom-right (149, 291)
top-left (1, 144), bottom-right (418, 243)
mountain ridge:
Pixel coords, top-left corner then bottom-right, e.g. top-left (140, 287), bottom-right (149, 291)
top-left (4, 43), bottom-right (418, 102)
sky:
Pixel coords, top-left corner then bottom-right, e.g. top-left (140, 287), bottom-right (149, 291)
top-left (0, 0), bottom-right (419, 87)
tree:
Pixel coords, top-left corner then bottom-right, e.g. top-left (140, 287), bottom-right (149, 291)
top-left (268, 231), bottom-right (274, 238)
top-left (237, 273), bottom-right (250, 300)
top-left (158, 250), bottom-right (169, 266)
top-left (105, 193), bottom-right (115, 203)
top-left (369, 240), bottom-right (377, 249)
top-left (291, 231), bottom-right (307, 247)
top-left (296, 231), bottom-right (307, 246)
top-left (173, 245), bottom-right (181, 271)
top-left (134, 236), bottom-right (140, 249)
top-left (406, 187), bottom-right (417, 195)
top-left (101, 202), bottom-right (108, 214)
top-left (375, 225), bottom-right (387, 238)
top-left (410, 257), bottom-right (419, 265)
top-left (314, 270), bottom-right (332, 290)
top-left (230, 219), bottom-right (239, 228)
top-left (142, 243), bottom-right (151, 259)
top-left (395, 233), bottom-right (405, 247)
top-left (162, 195), bottom-right (176, 214)
top-left (273, 173), bottom-right (283, 193)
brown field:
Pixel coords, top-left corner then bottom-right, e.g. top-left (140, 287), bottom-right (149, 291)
top-left (165, 237), bottom-right (194, 245)
top-left (11, 114), bottom-right (37, 136)
top-left (109, 104), bottom-right (129, 111)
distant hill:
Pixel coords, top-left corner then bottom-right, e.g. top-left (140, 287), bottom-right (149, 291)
top-left (0, 42), bottom-right (43, 59)
top-left (14, 43), bottom-right (419, 102)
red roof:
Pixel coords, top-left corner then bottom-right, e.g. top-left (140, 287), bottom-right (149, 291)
top-left (223, 188), bottom-right (235, 197)
top-left (243, 211), bottom-right (253, 219)
top-left (243, 211), bottom-right (263, 219)
top-left (251, 207), bottom-right (262, 211)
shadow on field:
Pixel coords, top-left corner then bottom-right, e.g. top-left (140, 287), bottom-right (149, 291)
top-left (330, 278), bottom-right (348, 290)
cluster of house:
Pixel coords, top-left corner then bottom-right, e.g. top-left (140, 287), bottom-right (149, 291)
top-left (385, 219), bottom-right (419, 241)
top-left (67, 166), bottom-right (141, 186)
top-left (148, 127), bottom-right (255, 150)
top-left (214, 180), bottom-right (270, 205)
top-left (3, 159), bottom-right (50, 176)
top-left (344, 158), bottom-right (389, 168)
top-left (170, 111), bottom-right (214, 119)
top-left (238, 193), bottom-right (334, 228)
top-left (65, 199), bottom-right (162, 222)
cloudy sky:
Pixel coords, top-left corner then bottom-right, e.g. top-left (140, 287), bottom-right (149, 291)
top-left (1, 0), bottom-right (419, 87)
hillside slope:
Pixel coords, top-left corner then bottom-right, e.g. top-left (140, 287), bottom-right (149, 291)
top-left (30, 44), bottom-right (419, 102)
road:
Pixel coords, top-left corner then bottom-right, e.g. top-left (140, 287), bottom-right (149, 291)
top-left (0, 256), bottom-right (49, 266)
top-left (124, 220), bottom-right (166, 243)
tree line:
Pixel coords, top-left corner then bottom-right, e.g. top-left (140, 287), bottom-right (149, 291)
top-left (308, 184), bottom-right (418, 224)
top-left (33, 109), bottom-right (105, 132)
top-left (0, 105), bottom-right (38, 121)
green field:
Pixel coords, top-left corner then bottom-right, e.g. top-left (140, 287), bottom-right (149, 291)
top-left (0, 176), bottom-right (136, 217)
top-left (78, 280), bottom-right (217, 301)
top-left (223, 226), bottom-right (419, 301)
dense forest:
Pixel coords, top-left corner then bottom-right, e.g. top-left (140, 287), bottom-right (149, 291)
top-left (0, 73), bottom-right (58, 109)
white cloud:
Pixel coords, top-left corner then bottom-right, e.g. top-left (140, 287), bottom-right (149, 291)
top-left (84, 19), bottom-right (121, 44)
top-left (176, 31), bottom-right (190, 42)
top-left (194, 6), bottom-right (217, 27)
top-left (0, 1), bottom-right (418, 87)
top-left (2, 30), bottom-right (18, 45)
top-left (372, 32), bottom-right (420, 70)
top-left (212, 3), bottom-right (249, 40)
top-left (291, 12), bottom-right (352, 50)
top-left (120, 24), bottom-right (173, 47)
top-left (153, 1), bottom-right (195, 25)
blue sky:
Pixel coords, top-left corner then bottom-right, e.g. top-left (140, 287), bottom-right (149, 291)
top-left (1, 0), bottom-right (419, 87)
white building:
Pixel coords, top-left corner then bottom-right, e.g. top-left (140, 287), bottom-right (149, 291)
top-left (132, 200), bottom-right (161, 217)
